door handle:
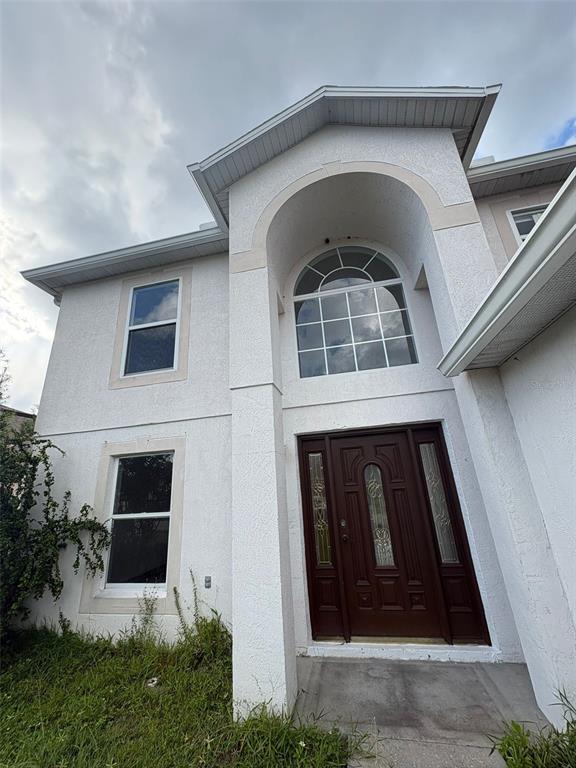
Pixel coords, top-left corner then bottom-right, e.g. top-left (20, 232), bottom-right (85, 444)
top-left (341, 534), bottom-right (349, 542)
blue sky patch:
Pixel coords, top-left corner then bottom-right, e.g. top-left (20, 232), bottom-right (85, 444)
top-left (545, 116), bottom-right (576, 149)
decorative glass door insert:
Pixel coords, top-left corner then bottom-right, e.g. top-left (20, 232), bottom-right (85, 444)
top-left (364, 463), bottom-right (395, 566)
top-left (419, 443), bottom-right (459, 563)
top-left (308, 453), bottom-right (332, 566)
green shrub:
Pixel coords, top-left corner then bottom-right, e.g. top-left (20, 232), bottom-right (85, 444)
top-left (0, 370), bottom-right (110, 637)
top-left (491, 691), bottom-right (576, 767)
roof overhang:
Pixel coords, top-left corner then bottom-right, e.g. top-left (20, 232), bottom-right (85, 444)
top-left (21, 228), bottom-right (229, 302)
top-left (439, 168), bottom-right (576, 376)
top-left (467, 145), bottom-right (576, 198)
top-left (188, 84), bottom-right (501, 228)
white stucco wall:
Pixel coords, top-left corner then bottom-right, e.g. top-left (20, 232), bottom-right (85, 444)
top-left (278, 244), bottom-right (521, 661)
top-left (501, 307), bottom-right (576, 622)
top-left (31, 119), bottom-right (571, 724)
top-left (31, 253), bottom-right (233, 634)
top-left (476, 184), bottom-right (560, 272)
top-left (223, 124), bottom-right (528, 714)
top-left (37, 253), bottom-right (230, 436)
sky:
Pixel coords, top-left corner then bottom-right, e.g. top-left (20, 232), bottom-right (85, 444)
top-left (1, 0), bottom-right (575, 412)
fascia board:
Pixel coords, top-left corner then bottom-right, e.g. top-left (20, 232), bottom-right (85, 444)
top-left (193, 85), bottom-right (496, 173)
top-left (438, 168), bottom-right (576, 376)
top-left (461, 85), bottom-right (501, 169)
top-left (467, 145), bottom-right (576, 183)
top-left (190, 86), bottom-right (327, 171)
top-left (187, 165), bottom-right (229, 233)
top-left (22, 228), bottom-right (229, 296)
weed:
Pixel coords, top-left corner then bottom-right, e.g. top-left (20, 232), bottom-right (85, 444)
top-left (490, 690), bottom-right (576, 768)
top-left (0, 596), bottom-right (354, 768)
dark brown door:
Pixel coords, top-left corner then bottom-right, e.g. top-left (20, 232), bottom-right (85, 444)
top-left (299, 424), bottom-right (490, 644)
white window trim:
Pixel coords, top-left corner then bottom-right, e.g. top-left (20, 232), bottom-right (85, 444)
top-left (120, 279), bottom-right (182, 379)
top-left (105, 451), bottom-right (174, 590)
top-left (109, 268), bottom-right (192, 390)
top-left (507, 204), bottom-right (548, 247)
top-left (293, 253), bottom-right (418, 378)
top-left (79, 436), bottom-right (185, 616)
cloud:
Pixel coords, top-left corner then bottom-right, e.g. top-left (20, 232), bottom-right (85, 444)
top-left (1, 1), bottom-right (575, 411)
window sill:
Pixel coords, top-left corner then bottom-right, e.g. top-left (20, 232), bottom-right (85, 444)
top-left (97, 587), bottom-right (168, 600)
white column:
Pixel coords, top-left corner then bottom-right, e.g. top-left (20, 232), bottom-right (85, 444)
top-left (427, 218), bottom-right (576, 726)
top-left (229, 262), bottom-right (297, 716)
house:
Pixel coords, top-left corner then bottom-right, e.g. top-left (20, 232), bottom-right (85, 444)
top-left (0, 404), bottom-right (36, 431)
top-left (23, 85), bottom-right (576, 726)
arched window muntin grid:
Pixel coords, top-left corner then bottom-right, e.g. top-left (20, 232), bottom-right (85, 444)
top-left (293, 245), bottom-right (418, 378)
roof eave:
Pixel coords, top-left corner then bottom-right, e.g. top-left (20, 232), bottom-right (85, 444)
top-left (189, 84), bottom-right (501, 227)
top-left (439, 168), bottom-right (576, 376)
top-left (22, 227), bottom-right (229, 300)
top-left (461, 84), bottom-right (501, 170)
top-left (467, 144), bottom-right (576, 184)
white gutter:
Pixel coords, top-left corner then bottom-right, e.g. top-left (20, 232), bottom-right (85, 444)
top-left (466, 144), bottom-right (576, 183)
top-left (439, 168), bottom-right (576, 376)
top-left (22, 227), bottom-right (229, 299)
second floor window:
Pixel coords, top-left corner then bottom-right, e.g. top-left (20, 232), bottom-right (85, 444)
top-left (294, 246), bottom-right (418, 378)
top-left (123, 279), bottom-right (180, 375)
top-left (511, 206), bottom-right (547, 242)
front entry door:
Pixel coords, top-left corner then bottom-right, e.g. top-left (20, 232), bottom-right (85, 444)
top-left (299, 424), bottom-right (489, 644)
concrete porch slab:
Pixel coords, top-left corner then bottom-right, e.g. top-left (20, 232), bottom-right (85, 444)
top-left (296, 656), bottom-right (547, 767)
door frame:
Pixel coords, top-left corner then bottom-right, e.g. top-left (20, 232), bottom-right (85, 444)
top-left (298, 421), bottom-right (491, 645)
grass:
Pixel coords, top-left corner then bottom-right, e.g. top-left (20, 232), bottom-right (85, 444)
top-left (490, 691), bottom-right (576, 768)
top-left (0, 598), bottom-right (355, 768)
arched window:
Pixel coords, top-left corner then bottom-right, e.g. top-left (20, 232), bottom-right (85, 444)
top-left (294, 246), bottom-right (417, 378)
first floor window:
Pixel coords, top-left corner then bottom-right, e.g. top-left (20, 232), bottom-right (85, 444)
top-left (123, 279), bottom-right (180, 375)
top-left (511, 206), bottom-right (547, 241)
top-left (107, 453), bottom-right (173, 585)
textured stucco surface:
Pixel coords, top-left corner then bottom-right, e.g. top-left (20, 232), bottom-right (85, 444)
top-left (229, 125), bottom-right (474, 256)
top-left (476, 184), bottom-right (561, 270)
top-left (501, 308), bottom-right (576, 623)
top-left (27, 417), bottom-right (232, 634)
top-left (36, 253), bottom-right (230, 436)
top-left (31, 122), bottom-right (574, 724)
top-left (453, 369), bottom-right (576, 727)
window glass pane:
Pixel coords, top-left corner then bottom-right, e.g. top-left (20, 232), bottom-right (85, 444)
top-left (321, 293), bottom-right (348, 321)
top-left (114, 454), bottom-right (173, 515)
top-left (130, 281), bottom-right (179, 326)
top-left (320, 268), bottom-right (371, 291)
top-left (352, 315), bottom-right (381, 343)
top-left (308, 453), bottom-right (332, 566)
top-left (364, 464), bottom-right (395, 566)
top-left (299, 350), bottom-right (326, 378)
top-left (356, 341), bottom-right (387, 370)
top-left (324, 319), bottom-right (352, 347)
top-left (380, 309), bottom-right (412, 338)
top-left (107, 518), bottom-right (169, 584)
top-left (376, 285), bottom-right (406, 312)
top-left (326, 345), bottom-right (356, 374)
top-left (419, 443), bottom-right (459, 564)
top-left (297, 323), bottom-right (323, 351)
top-left (124, 324), bottom-right (176, 375)
top-left (365, 256), bottom-right (398, 282)
top-left (347, 287), bottom-right (377, 316)
top-left (295, 298), bottom-right (320, 324)
top-left (339, 247), bottom-right (374, 269)
top-left (309, 250), bottom-right (341, 275)
top-left (294, 268), bottom-right (322, 296)
top-left (386, 336), bottom-right (417, 366)
top-left (515, 217), bottom-right (535, 237)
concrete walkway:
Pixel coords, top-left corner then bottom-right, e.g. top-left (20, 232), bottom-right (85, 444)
top-left (296, 656), bottom-right (547, 767)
